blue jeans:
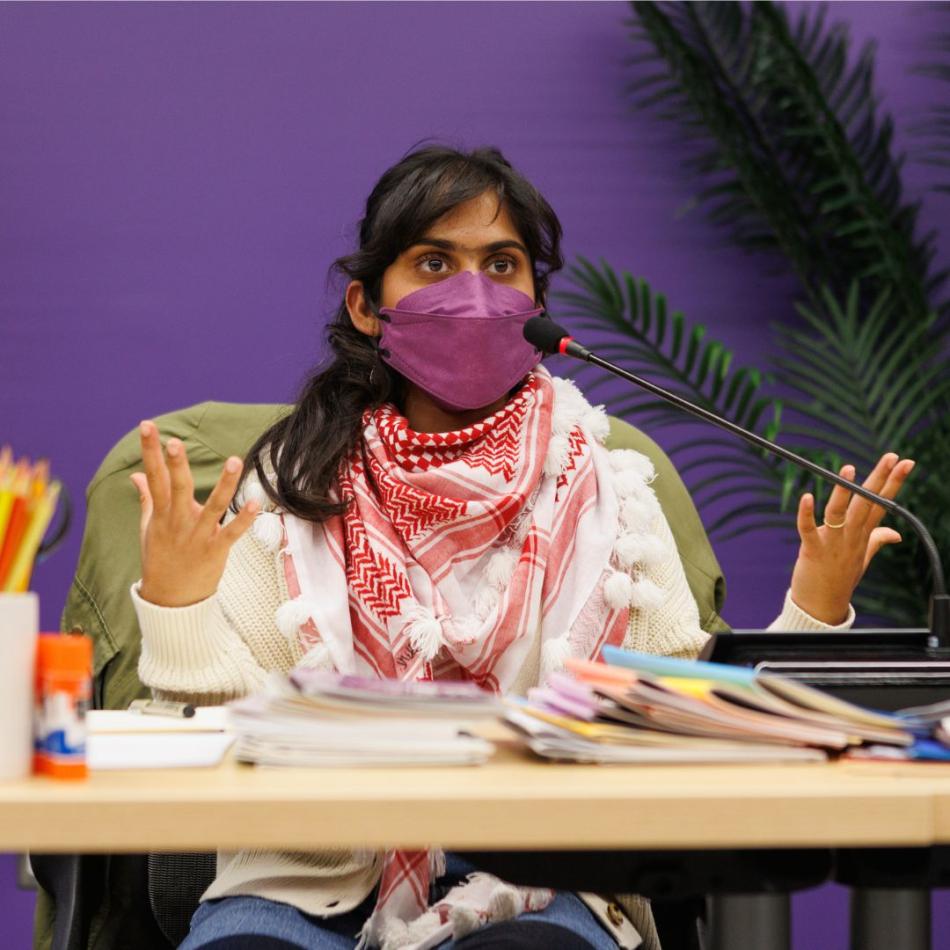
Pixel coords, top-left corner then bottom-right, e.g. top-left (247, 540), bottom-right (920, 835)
top-left (179, 853), bottom-right (619, 949)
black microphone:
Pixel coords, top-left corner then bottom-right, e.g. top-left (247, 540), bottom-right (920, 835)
top-left (524, 315), bottom-right (949, 649)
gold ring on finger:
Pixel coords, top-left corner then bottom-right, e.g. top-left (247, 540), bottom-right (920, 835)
top-left (823, 518), bottom-right (847, 529)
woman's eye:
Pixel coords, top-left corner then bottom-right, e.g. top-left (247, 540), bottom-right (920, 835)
top-left (488, 257), bottom-right (516, 275)
top-left (419, 255), bottom-right (447, 274)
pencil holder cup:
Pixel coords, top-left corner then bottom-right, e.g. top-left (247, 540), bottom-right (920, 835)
top-left (0, 593), bottom-right (38, 780)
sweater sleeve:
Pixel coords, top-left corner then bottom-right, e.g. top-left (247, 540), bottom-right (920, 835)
top-left (131, 580), bottom-right (271, 701)
top-left (767, 588), bottom-right (855, 631)
top-left (131, 515), bottom-right (302, 704)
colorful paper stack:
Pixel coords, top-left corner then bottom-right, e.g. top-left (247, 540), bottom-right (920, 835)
top-left (0, 446), bottom-right (63, 592)
top-left (505, 646), bottom-right (914, 764)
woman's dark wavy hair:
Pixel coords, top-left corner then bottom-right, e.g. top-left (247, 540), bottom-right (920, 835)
top-left (231, 144), bottom-right (564, 523)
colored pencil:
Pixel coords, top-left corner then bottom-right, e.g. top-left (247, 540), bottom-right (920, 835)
top-left (0, 458), bottom-right (27, 556)
top-left (0, 464), bottom-right (32, 588)
top-left (5, 481), bottom-right (61, 593)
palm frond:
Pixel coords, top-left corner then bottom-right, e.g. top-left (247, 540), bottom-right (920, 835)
top-left (553, 259), bottom-right (800, 535)
top-left (773, 282), bottom-right (950, 467)
top-left (772, 281), bottom-right (950, 624)
top-left (850, 404), bottom-right (950, 626)
top-left (626, 1), bottom-right (947, 322)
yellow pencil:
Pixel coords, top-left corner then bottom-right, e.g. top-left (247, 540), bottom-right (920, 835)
top-left (0, 460), bottom-right (28, 558)
top-left (5, 480), bottom-right (61, 593)
top-left (0, 485), bottom-right (11, 550)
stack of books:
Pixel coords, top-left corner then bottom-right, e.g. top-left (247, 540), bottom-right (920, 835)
top-left (506, 646), bottom-right (913, 764)
top-left (229, 670), bottom-right (501, 767)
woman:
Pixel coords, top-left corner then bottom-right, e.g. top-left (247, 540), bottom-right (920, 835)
top-left (129, 145), bottom-right (913, 950)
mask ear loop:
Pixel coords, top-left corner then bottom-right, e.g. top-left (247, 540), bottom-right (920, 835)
top-left (365, 295), bottom-right (390, 387)
top-left (368, 298), bottom-right (391, 360)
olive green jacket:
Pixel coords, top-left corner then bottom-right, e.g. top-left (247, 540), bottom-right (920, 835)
top-left (36, 400), bottom-right (729, 950)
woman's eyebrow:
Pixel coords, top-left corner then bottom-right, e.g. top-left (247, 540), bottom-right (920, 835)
top-left (412, 237), bottom-right (529, 256)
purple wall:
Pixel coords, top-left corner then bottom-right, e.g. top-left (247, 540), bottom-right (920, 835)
top-left (2, 2), bottom-right (947, 947)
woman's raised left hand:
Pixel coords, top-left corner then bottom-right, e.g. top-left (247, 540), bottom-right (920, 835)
top-left (788, 452), bottom-right (916, 625)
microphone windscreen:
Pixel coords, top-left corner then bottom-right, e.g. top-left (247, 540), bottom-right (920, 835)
top-left (523, 316), bottom-right (570, 354)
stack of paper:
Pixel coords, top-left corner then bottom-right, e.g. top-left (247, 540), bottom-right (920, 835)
top-left (897, 697), bottom-right (950, 731)
top-left (229, 671), bottom-right (500, 767)
top-left (506, 647), bottom-right (912, 765)
top-left (879, 698), bottom-right (950, 761)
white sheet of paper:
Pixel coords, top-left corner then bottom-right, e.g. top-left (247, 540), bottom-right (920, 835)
top-left (87, 706), bottom-right (230, 734)
top-left (88, 732), bottom-right (235, 770)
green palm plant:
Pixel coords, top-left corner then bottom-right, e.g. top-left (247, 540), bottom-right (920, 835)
top-left (560, 0), bottom-right (950, 624)
top-left (773, 282), bottom-right (950, 623)
top-left (625, 1), bottom-right (947, 320)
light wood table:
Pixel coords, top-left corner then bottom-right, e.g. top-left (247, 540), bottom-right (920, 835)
top-left (8, 745), bottom-right (950, 950)
top-left (3, 744), bottom-right (950, 853)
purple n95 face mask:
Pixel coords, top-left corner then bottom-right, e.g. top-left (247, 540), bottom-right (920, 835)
top-left (377, 270), bottom-right (544, 413)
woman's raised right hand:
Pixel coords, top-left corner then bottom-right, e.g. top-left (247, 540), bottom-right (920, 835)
top-left (129, 420), bottom-right (260, 608)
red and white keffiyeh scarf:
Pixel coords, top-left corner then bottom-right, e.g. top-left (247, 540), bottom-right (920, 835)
top-left (245, 366), bottom-right (669, 950)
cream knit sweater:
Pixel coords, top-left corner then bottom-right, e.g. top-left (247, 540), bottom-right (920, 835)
top-left (130, 488), bottom-right (853, 947)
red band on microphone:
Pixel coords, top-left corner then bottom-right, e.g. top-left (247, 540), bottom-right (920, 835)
top-left (558, 336), bottom-right (574, 355)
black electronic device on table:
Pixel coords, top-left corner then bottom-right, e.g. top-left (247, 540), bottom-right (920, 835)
top-left (525, 317), bottom-right (950, 711)
top-left (701, 629), bottom-right (950, 711)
